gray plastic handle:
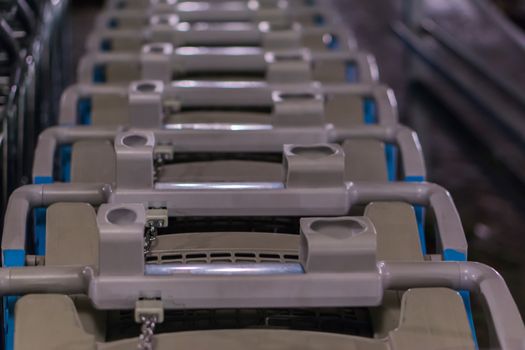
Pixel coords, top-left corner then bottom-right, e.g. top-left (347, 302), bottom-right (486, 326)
top-left (351, 182), bottom-right (466, 257)
top-left (77, 48), bottom-right (373, 84)
top-left (382, 261), bottom-right (525, 350)
top-left (78, 52), bottom-right (138, 84)
top-left (167, 82), bottom-right (392, 122)
top-left (32, 126), bottom-right (120, 180)
top-left (92, 6), bottom-right (336, 31)
top-left (59, 84), bottom-right (129, 125)
top-left (353, 51), bottom-right (378, 84)
top-left (335, 125), bottom-right (426, 179)
top-left (59, 81), bottom-right (395, 126)
top-left (3, 182), bottom-right (464, 261)
top-left (1, 183), bottom-right (109, 258)
top-left (92, 7), bottom-right (286, 29)
top-left (33, 123), bottom-right (423, 179)
top-left (101, 0), bottom-right (323, 11)
top-left (86, 24), bottom-right (263, 51)
top-left (0, 261), bottom-right (522, 349)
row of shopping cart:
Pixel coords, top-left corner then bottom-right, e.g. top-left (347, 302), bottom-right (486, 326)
top-left (1, 0), bottom-right (524, 349)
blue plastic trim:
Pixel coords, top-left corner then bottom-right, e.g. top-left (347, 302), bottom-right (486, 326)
top-left (363, 99), bottom-right (399, 184)
top-left (313, 14), bottom-right (325, 26)
top-left (93, 65), bottom-right (106, 83)
top-left (3, 295), bottom-right (16, 350)
top-left (33, 176), bottom-right (53, 185)
top-left (444, 249), bottom-right (478, 348)
top-left (108, 18), bottom-right (118, 29)
top-left (33, 176), bottom-right (53, 258)
top-left (326, 34), bottom-right (339, 50)
top-left (345, 63), bottom-right (358, 82)
top-left (363, 98), bottom-right (377, 124)
top-left (443, 249), bottom-right (466, 262)
top-left (3, 250), bottom-right (25, 267)
top-left (100, 39), bottom-right (112, 52)
top-left (59, 145), bottom-right (72, 183)
top-left (77, 98), bottom-right (92, 125)
top-left (363, 99), bottom-right (398, 182)
top-left (404, 175), bottom-right (426, 253)
top-left (385, 144), bottom-right (397, 181)
top-left (411, 204), bottom-right (426, 253)
top-left (404, 175), bottom-right (425, 182)
top-left (3, 250), bottom-right (25, 350)
top-left (33, 208), bottom-right (47, 256)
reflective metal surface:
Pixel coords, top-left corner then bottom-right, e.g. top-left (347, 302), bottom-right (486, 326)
top-left (155, 181), bottom-right (284, 190)
top-left (145, 262), bottom-right (305, 275)
top-left (164, 123), bottom-right (273, 131)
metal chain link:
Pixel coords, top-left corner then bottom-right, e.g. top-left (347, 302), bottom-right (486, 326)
top-left (144, 225), bottom-right (158, 255)
top-left (153, 150), bottom-right (170, 182)
top-left (138, 314), bottom-right (158, 350)
top-left (153, 155), bottom-right (163, 182)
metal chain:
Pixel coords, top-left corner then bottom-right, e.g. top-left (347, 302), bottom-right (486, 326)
top-left (153, 155), bottom-right (163, 182)
top-left (138, 314), bottom-right (158, 350)
top-left (144, 225), bottom-right (158, 255)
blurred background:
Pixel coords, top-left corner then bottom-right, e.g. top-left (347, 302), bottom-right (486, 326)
top-left (331, 1), bottom-right (525, 341)
top-left (337, 0), bottom-right (525, 296)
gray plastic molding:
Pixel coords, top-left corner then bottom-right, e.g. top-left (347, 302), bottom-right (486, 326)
top-left (2, 183), bottom-right (110, 255)
top-left (103, 0), bottom-right (326, 11)
top-left (77, 47), bottom-right (375, 84)
top-left (381, 261), bottom-right (525, 350)
top-left (33, 121), bottom-right (423, 182)
top-left (0, 262), bottom-right (521, 347)
top-left (92, 6), bottom-right (343, 31)
top-left (2, 203), bottom-right (520, 347)
top-left (85, 23), bottom-right (356, 52)
top-left (2, 180), bottom-right (464, 261)
top-left (59, 81), bottom-right (394, 126)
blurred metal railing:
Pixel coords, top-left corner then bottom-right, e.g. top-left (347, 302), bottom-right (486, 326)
top-left (0, 0), bottom-right (70, 214)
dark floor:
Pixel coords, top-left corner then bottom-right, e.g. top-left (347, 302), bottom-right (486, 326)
top-left (334, 0), bottom-right (525, 327)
